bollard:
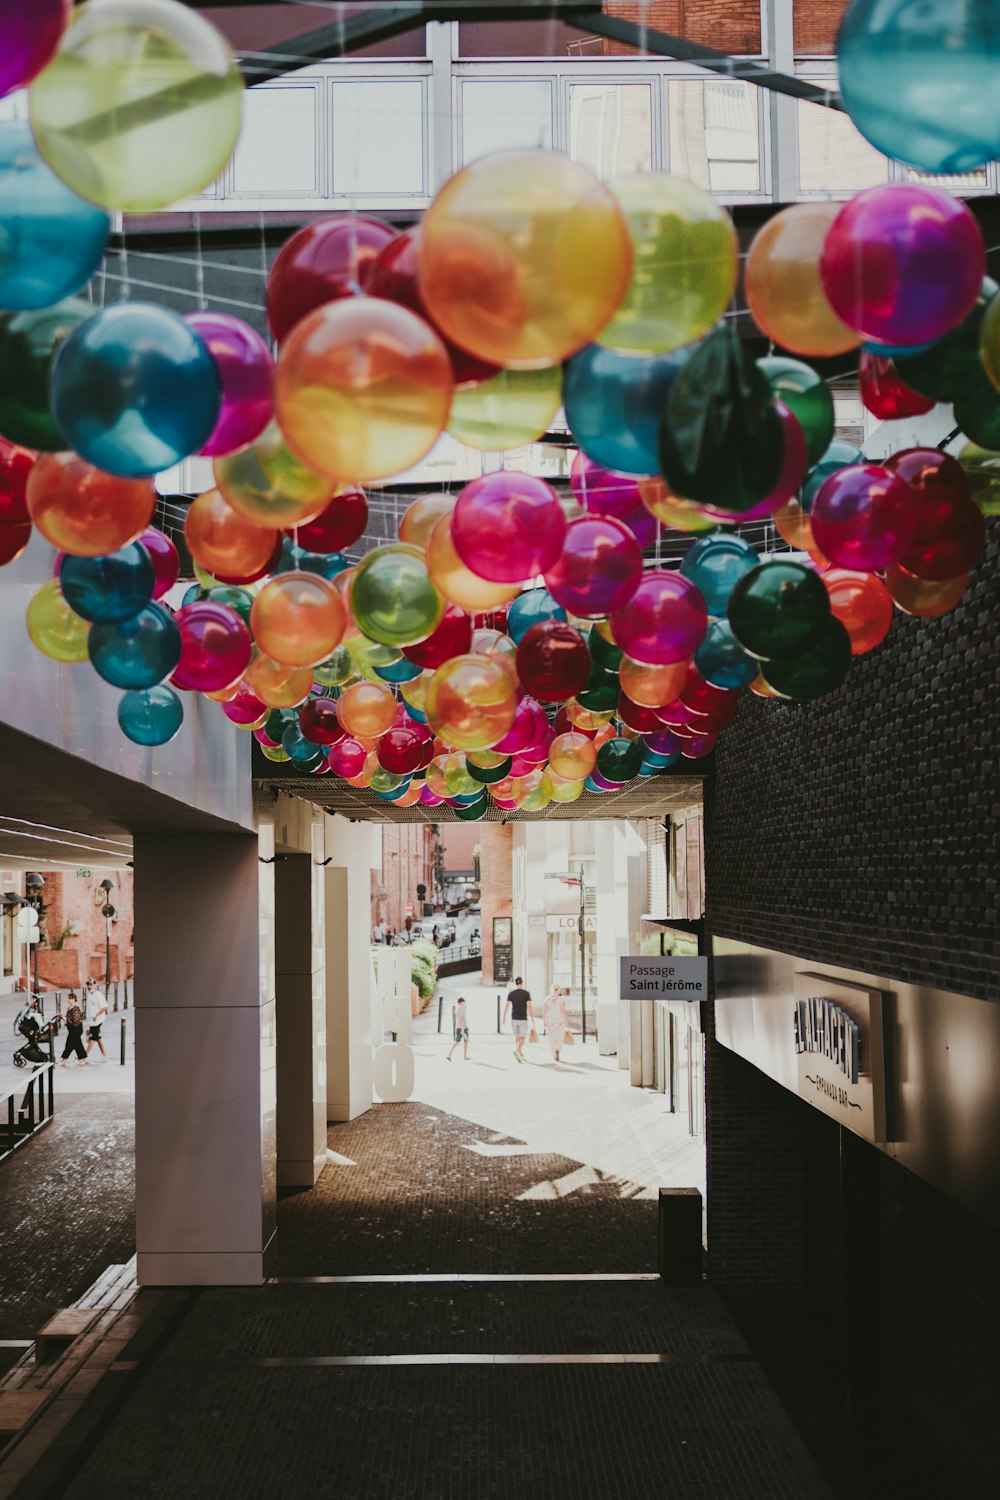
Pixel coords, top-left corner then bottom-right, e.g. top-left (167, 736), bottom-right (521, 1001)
top-left (120, 1015), bottom-right (127, 1067)
top-left (658, 1188), bottom-right (703, 1285)
top-left (437, 992), bottom-right (444, 1034)
top-left (496, 993), bottom-right (501, 1033)
top-left (124, 976), bottom-right (129, 1010)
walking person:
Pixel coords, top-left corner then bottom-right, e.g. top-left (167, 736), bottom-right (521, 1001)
top-left (59, 990), bottom-right (88, 1066)
top-left (503, 977), bottom-right (535, 1064)
top-left (542, 985), bottom-right (569, 1064)
top-left (447, 996), bottom-right (470, 1061)
top-left (84, 978), bottom-right (108, 1063)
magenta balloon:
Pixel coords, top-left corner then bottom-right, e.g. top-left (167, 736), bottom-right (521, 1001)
top-left (643, 727), bottom-right (684, 756)
top-left (185, 313), bottom-right (275, 458)
top-left (493, 697), bottom-right (547, 755)
top-left (655, 698), bottom-right (703, 728)
top-left (610, 570), bottom-right (707, 666)
top-left (171, 602), bottom-right (252, 693)
top-left (810, 463), bottom-right (917, 571)
top-left (452, 471), bottom-right (566, 583)
top-left (681, 732), bottom-right (717, 759)
top-left (419, 784), bottom-right (444, 806)
top-left (819, 185), bottom-right (984, 347)
top-left (222, 684), bottom-right (267, 725)
top-left (519, 729), bottom-right (554, 765)
top-left (589, 769), bottom-right (621, 791)
top-left (0, 0), bottom-right (67, 96)
top-left (544, 514), bottom-right (643, 617)
top-left (329, 738), bottom-right (367, 778)
top-left (570, 452), bottom-right (638, 512)
top-left (139, 527), bottom-right (180, 600)
top-left (696, 403), bottom-right (807, 523)
top-left (254, 728), bottom-right (279, 747)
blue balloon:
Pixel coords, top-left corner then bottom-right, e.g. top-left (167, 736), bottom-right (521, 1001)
top-left (584, 775), bottom-right (609, 794)
top-left (695, 618), bottom-right (759, 690)
top-left (117, 686), bottom-right (184, 746)
top-left (375, 780), bottom-right (414, 802)
top-left (51, 302), bottom-right (221, 477)
top-left (507, 587), bottom-right (567, 644)
top-left (375, 656), bottom-right (423, 684)
top-left (274, 539), bottom-right (348, 580)
top-left (404, 704), bottom-right (428, 725)
top-left (680, 535), bottom-right (757, 617)
top-left (838, 0), bottom-right (1000, 175)
top-left (60, 542), bottom-right (155, 624)
top-left (181, 583), bottom-right (204, 607)
top-left (563, 342), bottom-right (689, 475)
top-left (282, 725), bottom-right (325, 767)
top-left (89, 604), bottom-right (181, 689)
top-left (0, 123), bottom-right (109, 311)
top-left (800, 440), bottom-right (863, 513)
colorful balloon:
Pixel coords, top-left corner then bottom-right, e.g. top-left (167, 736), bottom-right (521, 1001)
top-left (884, 563), bottom-right (969, 618)
top-left (89, 603), bottom-right (181, 689)
top-left (506, 589), bottom-right (566, 646)
top-left (821, 568), bottom-right (894, 656)
top-left (810, 463), bottom-right (917, 571)
top-left (184, 313), bottom-right (273, 458)
top-left (247, 655), bottom-right (314, 709)
top-left (0, 439), bottom-right (33, 526)
top-left (425, 511), bottom-right (522, 612)
top-left (596, 736), bottom-right (642, 784)
top-left (619, 655), bottom-right (688, 708)
top-left (958, 442), bottom-right (1000, 516)
top-left (452, 471), bottom-right (566, 584)
top-left (337, 680), bottom-right (397, 739)
top-left (745, 203), bottom-right (859, 358)
top-left (757, 356), bottom-right (835, 467)
top-left (638, 477), bottom-right (715, 535)
top-left (1, 0), bottom-right (68, 96)
top-left (418, 148), bottom-right (632, 367)
top-left (266, 217), bottom-right (395, 342)
top-left (548, 731), bottom-right (597, 782)
top-left (694, 620), bottom-right (759, 691)
top-left (185, 488), bottom-right (280, 583)
top-left (171, 602), bottom-right (251, 693)
top-left (728, 560), bottom-right (830, 662)
top-left (695, 401), bottom-right (808, 524)
top-left (222, 682), bottom-right (267, 728)
top-left (398, 492), bottom-right (455, 551)
top-left (139, 528), bottom-right (180, 601)
top-left (26, 578), bottom-right (90, 662)
top-left (543, 515), bottom-right (642, 619)
top-left (516, 622), bottom-right (592, 703)
top-left (893, 277), bottom-right (997, 402)
top-left (377, 725), bottom-right (432, 775)
top-left (448, 366), bottom-right (562, 450)
top-left (564, 342), bottom-right (688, 476)
top-left (0, 520), bottom-right (32, 566)
top-left (0, 123), bottom-right (108, 311)
top-left (679, 535), bottom-right (757, 617)
top-left (60, 542), bottom-right (154, 625)
top-left (425, 654), bottom-right (518, 751)
top-left (26, 454), bottom-right (154, 557)
top-left (760, 618), bottom-right (852, 701)
top-left (610, 571), bottom-right (708, 666)
top-left (350, 544), bottom-right (445, 648)
top-left (858, 352), bottom-right (936, 421)
top-left (117, 684), bottom-right (183, 745)
top-left (214, 422), bottom-right (338, 530)
top-left (885, 448), bottom-right (985, 580)
top-left (251, 572), bottom-right (346, 668)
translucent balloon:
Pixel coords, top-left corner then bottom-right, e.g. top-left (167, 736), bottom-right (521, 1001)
top-left (680, 536), bottom-right (757, 617)
top-left (60, 542), bottom-right (154, 625)
top-left (247, 655), bottom-right (314, 709)
top-left (425, 654), bottom-right (518, 751)
top-left (885, 447), bottom-right (985, 580)
top-left (292, 487), bottom-right (368, 556)
top-left (884, 563), bottom-right (969, 617)
top-left (821, 569), bottom-right (894, 656)
top-left (26, 579), bottom-right (90, 662)
top-left (954, 372), bottom-right (1000, 449)
top-left (454, 795), bottom-right (489, 821)
top-left (958, 442), bottom-right (1000, 516)
top-left (400, 603), bottom-right (472, 670)
top-left (425, 511), bottom-right (522, 612)
top-left (727, 560), bottom-right (830, 662)
top-left (858, 352), bottom-right (935, 422)
top-left (266, 217), bottom-right (395, 343)
top-left (493, 696), bottom-right (548, 755)
top-left (745, 203), bottom-right (859, 358)
top-left (451, 471), bottom-right (566, 584)
top-left (298, 697), bottom-right (344, 750)
top-left (117, 684), bottom-right (183, 745)
top-left (820, 186), bottom-right (984, 347)
top-left (757, 356), bottom-right (834, 467)
top-left (800, 440), bottom-right (865, 514)
top-left (506, 589), bottom-right (566, 646)
top-left (601, 172), bottom-right (737, 352)
top-left (810, 464), bottom-right (917, 571)
top-left (544, 516), bottom-right (642, 619)
top-left (0, 520), bottom-right (32, 566)
top-left (27, 453), bottom-right (154, 557)
top-left (222, 683), bottom-right (267, 728)
top-left (184, 313), bottom-right (273, 458)
top-left (171, 602), bottom-right (251, 693)
top-left (837, 0), bottom-right (1000, 175)
top-left (773, 499), bottom-right (829, 567)
top-left (377, 725), bottom-right (431, 775)
top-left (516, 622), bottom-right (591, 704)
top-left (596, 736), bottom-right (642, 784)
top-left (470, 627), bottom-right (518, 683)
top-left (214, 422), bottom-right (338, 530)
top-left (467, 751), bottom-right (513, 784)
top-left (548, 731), bottom-right (597, 782)
top-left (29, 0), bottom-right (243, 212)
top-left (337, 680), bottom-right (397, 739)
top-left (139, 528), bottom-right (179, 601)
top-left (618, 655), bottom-right (688, 708)
top-left (892, 276), bottom-right (997, 403)
top-left (0, 123), bottom-right (108, 310)
top-left (275, 298), bottom-right (452, 482)
top-left (51, 303), bottom-right (220, 477)
top-left (418, 148), bottom-right (632, 368)
top-left (564, 342), bottom-right (688, 476)
top-left (638, 477), bottom-right (715, 535)
top-left (1, 0), bottom-right (67, 96)
top-left (89, 603), bottom-right (181, 689)
top-left (695, 402), bottom-right (808, 525)
top-left (588, 624), bottom-right (622, 674)
top-left (448, 366), bottom-right (562, 450)
top-left (350, 543), bottom-right (445, 649)
top-left (759, 618), bottom-right (852, 702)
top-left (570, 454), bottom-right (656, 547)
top-left (610, 571), bottom-right (708, 666)
top-left (617, 694), bottom-right (664, 735)
top-left (694, 619), bottom-right (759, 691)
top-left (549, 776), bottom-right (584, 804)
top-left (185, 488), bottom-right (279, 583)
top-left (251, 572), bottom-right (346, 669)
top-left (0, 438), bottom-right (33, 526)
top-left (399, 492), bottom-right (455, 551)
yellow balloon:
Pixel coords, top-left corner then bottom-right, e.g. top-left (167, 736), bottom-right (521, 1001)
top-left (30, 0), bottom-right (243, 213)
top-left (399, 493), bottom-right (457, 549)
top-left (215, 423), bottom-right (338, 530)
top-left (638, 477), bottom-right (715, 534)
top-left (745, 203), bottom-right (860, 359)
top-left (448, 367), bottom-right (563, 450)
top-left (565, 698), bottom-right (614, 731)
top-left (549, 776), bottom-right (584, 804)
top-left (470, 627), bottom-right (519, 681)
top-left (958, 441), bottom-right (1000, 515)
top-left (424, 755), bottom-right (449, 797)
top-left (425, 511), bottom-right (521, 612)
top-left (401, 670), bottom-right (433, 716)
top-left (26, 579), bottom-right (90, 662)
top-left (601, 174), bottom-right (737, 353)
top-left (246, 654), bottom-right (313, 709)
top-left (418, 149), bottom-right (633, 369)
top-left (425, 653), bottom-right (517, 751)
top-left (548, 731), bottom-right (597, 782)
top-left (519, 784), bottom-right (553, 812)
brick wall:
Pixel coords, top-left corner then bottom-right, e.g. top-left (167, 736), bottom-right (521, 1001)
top-left (479, 823), bottom-right (513, 983)
top-left (793, 0), bottom-right (849, 54)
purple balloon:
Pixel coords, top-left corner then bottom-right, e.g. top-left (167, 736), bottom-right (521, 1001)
top-left (184, 313), bottom-right (274, 458)
top-left (610, 571), bottom-right (708, 667)
top-left (589, 769), bottom-right (621, 791)
top-left (545, 515), bottom-right (643, 617)
top-left (643, 728), bottom-right (684, 757)
top-left (570, 453), bottom-right (657, 548)
top-left (1, 0), bottom-right (67, 97)
top-left (419, 783), bottom-right (444, 806)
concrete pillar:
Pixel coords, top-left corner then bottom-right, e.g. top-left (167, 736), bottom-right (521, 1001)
top-left (324, 814), bottom-right (378, 1122)
top-left (274, 839), bottom-right (327, 1187)
top-left (133, 828), bottom-right (275, 1286)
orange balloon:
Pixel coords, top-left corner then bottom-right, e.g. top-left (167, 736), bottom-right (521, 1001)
top-left (619, 655), bottom-right (689, 707)
top-left (392, 781), bottom-right (424, 807)
top-left (425, 653), bottom-right (518, 751)
top-left (548, 730), bottom-right (597, 782)
top-left (185, 488), bottom-right (279, 580)
top-left (274, 297), bottom-right (453, 481)
top-left (214, 422), bottom-right (338, 530)
top-left (470, 627), bottom-right (519, 680)
top-left (425, 511), bottom-right (521, 611)
top-left (774, 499), bottom-right (830, 566)
top-left (884, 564), bottom-right (969, 618)
top-left (26, 453), bottom-right (154, 558)
top-left (337, 680), bottom-right (397, 738)
top-left (399, 492), bottom-right (456, 550)
top-left (821, 568), bottom-right (894, 655)
top-left (638, 476), bottom-right (716, 534)
top-left (745, 203), bottom-right (860, 358)
top-left (418, 149), bottom-right (633, 368)
top-left (565, 698), bottom-right (614, 731)
top-left (246, 654), bottom-right (314, 708)
top-left (749, 673), bottom-right (781, 699)
top-left (250, 572), bottom-right (346, 668)
top-left (205, 680), bottom-right (242, 703)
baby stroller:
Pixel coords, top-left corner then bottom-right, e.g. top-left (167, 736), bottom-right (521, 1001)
top-left (12, 1004), bottom-right (55, 1069)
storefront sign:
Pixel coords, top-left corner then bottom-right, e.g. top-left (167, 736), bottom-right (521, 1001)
top-left (619, 956), bottom-right (707, 1001)
top-left (794, 972), bottom-right (886, 1143)
top-left (546, 913), bottom-right (597, 934)
top-left (493, 915), bottom-right (512, 984)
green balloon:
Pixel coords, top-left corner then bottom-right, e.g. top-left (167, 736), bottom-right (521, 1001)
top-left (958, 442), bottom-right (1000, 516)
top-left (894, 277), bottom-right (998, 402)
top-left (313, 645), bottom-right (355, 687)
top-left (454, 797), bottom-right (488, 821)
top-left (350, 543), bottom-right (445, 649)
top-left (953, 370), bottom-right (1000, 451)
top-left (596, 736), bottom-right (643, 783)
top-left (588, 624), bottom-right (622, 672)
top-left (0, 298), bottom-right (93, 450)
top-left (467, 756), bottom-right (512, 784)
top-left (760, 618), bottom-right (851, 701)
top-left (728, 560), bottom-right (830, 662)
top-left (264, 708), bottom-right (297, 742)
top-left (205, 585), bottom-right (253, 626)
top-left (577, 660), bottom-right (619, 712)
top-left (370, 767), bottom-right (404, 793)
top-left (757, 355), bottom-right (834, 467)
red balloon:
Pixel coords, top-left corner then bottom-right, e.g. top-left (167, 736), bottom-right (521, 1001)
top-left (681, 732), bottom-right (717, 759)
top-left (553, 705), bottom-right (597, 738)
top-left (0, 439), bottom-right (34, 526)
top-left (544, 515), bottom-right (642, 618)
top-left (810, 463), bottom-right (917, 571)
top-left (139, 527), bottom-right (180, 600)
top-left (884, 448), bottom-right (985, 580)
top-left (473, 607), bottom-right (509, 633)
top-left (679, 664), bottom-right (740, 718)
top-left (821, 568), bottom-right (893, 655)
top-left (299, 697), bottom-right (345, 747)
top-left (364, 228), bottom-right (500, 387)
top-left (0, 520), bottom-right (31, 565)
top-left (401, 602), bottom-right (472, 668)
top-left (171, 603), bottom-right (252, 693)
top-left (859, 352), bottom-right (935, 421)
top-left (266, 218), bottom-right (396, 342)
top-left (222, 684), bottom-right (267, 726)
top-left (515, 622), bottom-right (591, 703)
top-left (377, 724), bottom-right (431, 774)
top-left (289, 487), bottom-right (369, 555)
top-left (616, 694), bottom-right (662, 734)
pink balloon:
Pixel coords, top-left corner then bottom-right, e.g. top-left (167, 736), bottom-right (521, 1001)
top-left (222, 683), bottom-right (266, 725)
top-left (0, 0), bottom-right (67, 96)
top-left (139, 527), bottom-right (180, 600)
top-left (171, 603), bottom-right (252, 693)
top-left (643, 728), bottom-right (684, 756)
top-left (617, 694), bottom-right (663, 734)
top-left (811, 463), bottom-right (918, 571)
top-left (589, 770), bottom-right (621, 791)
top-left (681, 732), bottom-right (717, 759)
top-left (610, 570), bottom-right (707, 666)
top-left (570, 453), bottom-right (657, 548)
top-left (544, 515), bottom-right (642, 617)
top-left (419, 784), bottom-right (445, 806)
top-left (452, 471), bottom-right (566, 583)
top-left (696, 403), bottom-right (808, 523)
top-left (859, 352), bottom-right (935, 421)
top-left (185, 313), bottom-right (274, 458)
top-left (329, 738), bottom-right (367, 778)
top-left (493, 697), bottom-right (547, 755)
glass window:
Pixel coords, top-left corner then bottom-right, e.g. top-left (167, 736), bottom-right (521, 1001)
top-left (797, 94), bottom-right (888, 192)
top-left (669, 80), bottom-right (760, 194)
top-left (459, 2), bottom-right (761, 58)
top-left (794, 0), bottom-right (850, 55)
top-left (332, 79), bottom-right (426, 195)
top-left (212, 4), bottom-right (427, 59)
top-left (232, 84), bottom-right (320, 195)
top-left (460, 80), bottom-right (554, 163)
top-left (903, 166), bottom-right (991, 193)
top-left (568, 83), bottom-right (653, 179)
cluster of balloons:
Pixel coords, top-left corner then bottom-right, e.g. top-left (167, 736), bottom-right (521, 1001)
top-left (0, 1), bottom-right (995, 800)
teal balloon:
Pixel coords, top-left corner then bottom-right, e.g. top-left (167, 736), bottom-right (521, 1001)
top-left (51, 302), bottom-right (221, 477)
top-left (88, 604), bottom-right (181, 689)
top-left (760, 618), bottom-right (852, 701)
top-left (507, 588), bottom-right (566, 644)
top-left (0, 123), bottom-right (109, 310)
top-left (375, 655), bottom-right (422, 684)
top-left (274, 539), bottom-right (348, 580)
top-left (265, 708), bottom-right (297, 741)
top-left (117, 685), bottom-right (183, 746)
top-left (680, 535), bottom-right (756, 617)
top-left (0, 298), bottom-right (93, 450)
top-left (800, 440), bottom-right (863, 513)
top-left (588, 624), bottom-right (622, 672)
top-left (695, 619), bottom-right (759, 690)
top-left (757, 356), bottom-right (834, 467)
top-left (181, 584), bottom-right (204, 607)
top-left (205, 585), bottom-right (254, 626)
top-left (60, 542), bottom-right (155, 624)
top-left (596, 736), bottom-right (643, 783)
top-left (837, 0), bottom-right (1000, 175)
top-left (281, 725), bottom-right (324, 767)
top-left (376, 781), bottom-right (413, 801)
top-left (728, 561), bottom-right (830, 662)
top-left (564, 342), bottom-right (688, 475)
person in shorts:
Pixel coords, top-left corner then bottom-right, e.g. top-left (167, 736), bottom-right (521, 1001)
top-left (503, 978), bottom-right (535, 1064)
top-left (447, 996), bottom-right (470, 1061)
top-left (85, 978), bottom-right (108, 1062)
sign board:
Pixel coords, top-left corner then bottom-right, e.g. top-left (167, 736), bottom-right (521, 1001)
top-left (493, 916), bottom-right (512, 984)
top-left (793, 972), bottom-right (887, 1144)
top-left (15, 908), bottom-right (39, 946)
top-left (619, 956), bottom-right (707, 1001)
top-left (546, 913), bottom-right (597, 934)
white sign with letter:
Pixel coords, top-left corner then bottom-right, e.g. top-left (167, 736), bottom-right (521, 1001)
top-left (794, 972), bottom-right (887, 1144)
top-left (619, 956), bottom-right (707, 1002)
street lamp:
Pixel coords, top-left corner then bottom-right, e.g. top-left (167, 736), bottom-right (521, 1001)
top-left (24, 872), bottom-right (45, 1003)
top-left (99, 877), bottom-right (115, 1006)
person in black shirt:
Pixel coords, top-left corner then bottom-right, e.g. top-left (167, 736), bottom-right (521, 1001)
top-left (503, 977), bottom-right (535, 1064)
